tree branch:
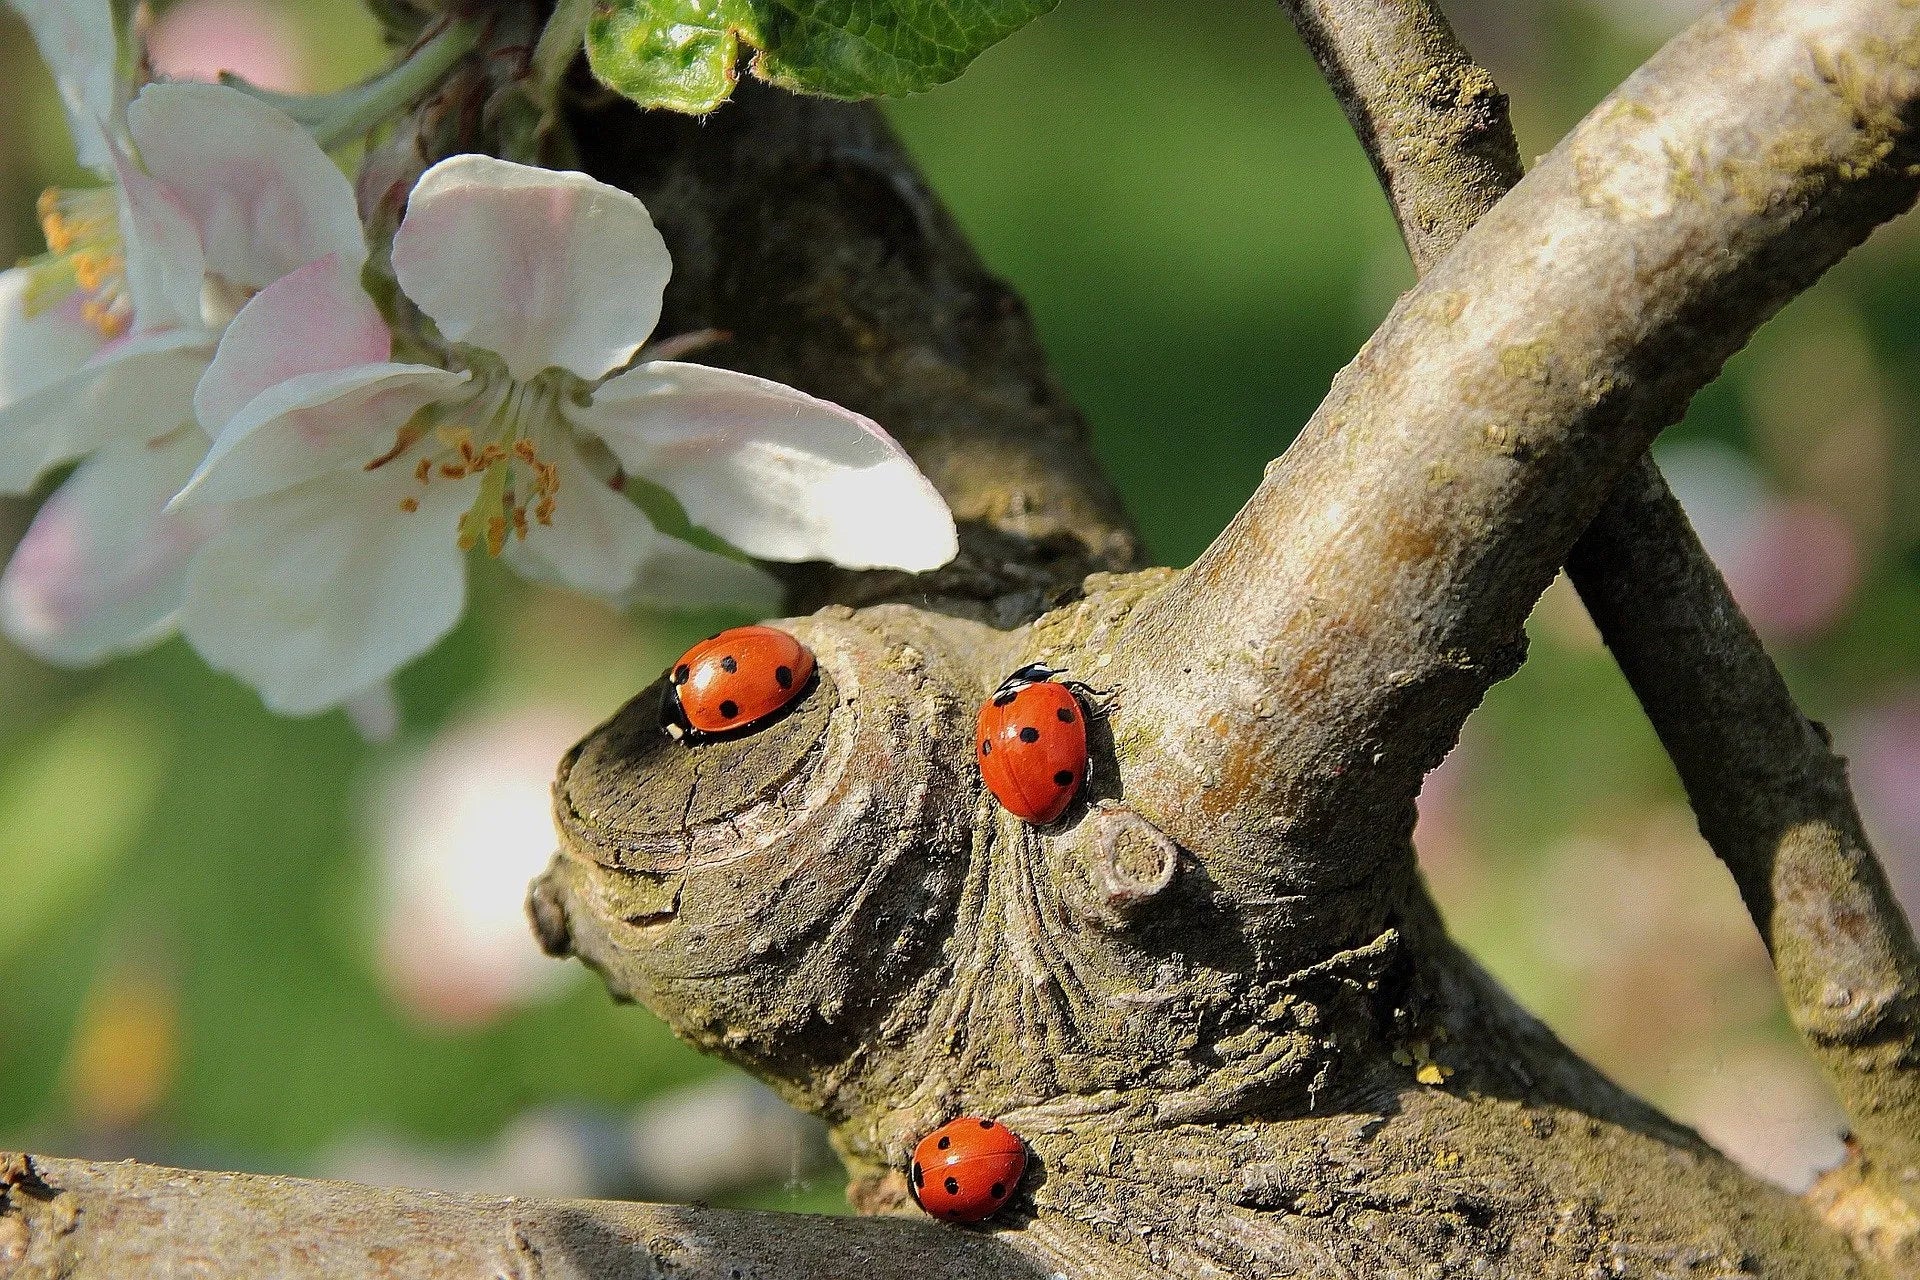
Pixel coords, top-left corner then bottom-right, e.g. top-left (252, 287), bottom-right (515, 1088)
top-left (1272, 0), bottom-right (1920, 1227)
top-left (1114, 0), bottom-right (1920, 910)
top-left (0, 1152), bottom-right (1049, 1280)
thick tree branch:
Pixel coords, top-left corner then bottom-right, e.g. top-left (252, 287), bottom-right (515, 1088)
top-left (1114, 0), bottom-right (1920, 910)
top-left (1273, 0), bottom-right (1920, 1226)
top-left (0, 1152), bottom-right (1048, 1280)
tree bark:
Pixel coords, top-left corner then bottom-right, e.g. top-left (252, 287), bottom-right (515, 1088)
top-left (1275, 0), bottom-right (1920, 1255)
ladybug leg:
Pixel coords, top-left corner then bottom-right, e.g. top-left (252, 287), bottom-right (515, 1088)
top-left (1062, 679), bottom-right (1119, 718)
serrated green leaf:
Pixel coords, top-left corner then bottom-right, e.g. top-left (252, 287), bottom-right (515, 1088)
top-left (584, 0), bottom-right (1057, 114)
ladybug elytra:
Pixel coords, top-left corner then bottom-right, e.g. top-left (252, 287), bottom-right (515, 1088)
top-left (909, 1116), bottom-right (1028, 1223)
top-left (662, 625), bottom-right (816, 741)
top-left (976, 664), bottom-right (1090, 824)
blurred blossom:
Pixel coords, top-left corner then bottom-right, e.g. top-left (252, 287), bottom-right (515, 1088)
top-left (1658, 442), bottom-right (1860, 643)
top-left (1840, 692), bottom-right (1920, 927)
top-left (370, 706), bottom-right (593, 1028)
top-left (1672, 1043), bottom-right (1845, 1191)
top-left (319, 1077), bottom-right (830, 1201)
top-left (65, 941), bottom-right (180, 1134)
top-left (146, 0), bottom-right (309, 93)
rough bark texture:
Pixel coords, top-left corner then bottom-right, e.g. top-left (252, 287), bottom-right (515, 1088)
top-left (10, 0), bottom-right (1920, 1275)
top-left (1277, 0), bottom-right (1920, 1259)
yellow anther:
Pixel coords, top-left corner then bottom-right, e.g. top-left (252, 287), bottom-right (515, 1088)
top-left (486, 516), bottom-right (507, 557)
top-left (439, 462), bottom-right (469, 480)
top-left (413, 457), bottom-right (432, 485)
top-left (534, 496), bottom-right (555, 526)
top-left (398, 496), bottom-right (420, 514)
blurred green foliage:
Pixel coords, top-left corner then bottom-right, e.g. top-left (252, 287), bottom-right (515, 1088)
top-left (1, 0), bottom-right (1915, 1203)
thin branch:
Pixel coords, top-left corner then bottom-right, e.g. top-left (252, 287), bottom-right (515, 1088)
top-left (0, 1152), bottom-right (1049, 1280)
top-left (1274, 0), bottom-right (1920, 1213)
top-left (1113, 0), bottom-right (1920, 906)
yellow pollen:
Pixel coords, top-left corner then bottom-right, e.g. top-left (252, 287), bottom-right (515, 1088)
top-left (398, 496), bottom-right (420, 514)
top-left (27, 187), bottom-right (128, 337)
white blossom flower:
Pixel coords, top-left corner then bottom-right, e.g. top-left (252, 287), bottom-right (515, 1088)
top-left (0, 57), bottom-right (367, 663)
top-left (173, 154), bottom-right (956, 715)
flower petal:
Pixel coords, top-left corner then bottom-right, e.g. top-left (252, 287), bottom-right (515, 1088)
top-left (0, 328), bottom-right (211, 493)
top-left (11, 0), bottom-right (120, 172)
top-left (0, 427), bottom-right (212, 664)
top-left (127, 82), bottom-right (366, 292)
top-left (181, 464), bottom-right (472, 715)
top-left (579, 361), bottom-right (958, 571)
top-left (392, 155), bottom-right (669, 383)
top-left (502, 436), bottom-right (779, 608)
top-left (196, 254), bottom-right (391, 436)
top-left (0, 264), bottom-right (108, 408)
top-left (178, 362), bottom-right (470, 506)
top-left (105, 134), bottom-right (212, 331)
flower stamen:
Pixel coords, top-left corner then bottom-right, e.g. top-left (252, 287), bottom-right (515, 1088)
top-left (23, 187), bottom-right (130, 339)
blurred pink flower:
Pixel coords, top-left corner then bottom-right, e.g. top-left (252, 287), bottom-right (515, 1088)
top-left (1841, 692), bottom-right (1920, 928)
top-left (1659, 443), bottom-right (1859, 644)
top-left (370, 706), bottom-right (594, 1028)
top-left (146, 0), bottom-right (309, 93)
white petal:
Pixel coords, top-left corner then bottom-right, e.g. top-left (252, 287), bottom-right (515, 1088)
top-left (11, 0), bottom-right (120, 172)
top-left (0, 328), bottom-right (210, 493)
top-left (392, 155), bottom-right (669, 383)
top-left (127, 82), bottom-right (366, 292)
top-left (105, 134), bottom-right (211, 331)
top-left (180, 465), bottom-right (472, 716)
top-left (178, 362), bottom-right (470, 506)
top-left (580, 361), bottom-right (958, 571)
top-left (0, 265), bottom-right (108, 408)
top-left (502, 435), bottom-right (779, 606)
top-left (0, 427), bottom-right (212, 664)
top-left (195, 254), bottom-right (391, 436)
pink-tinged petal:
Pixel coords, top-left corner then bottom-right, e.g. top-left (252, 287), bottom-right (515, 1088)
top-left (501, 436), bottom-right (779, 608)
top-left (0, 428), bottom-right (213, 663)
top-left (180, 463), bottom-right (471, 715)
top-left (104, 135), bottom-right (211, 331)
top-left (177, 362), bottom-right (471, 506)
top-left (127, 82), bottom-right (366, 291)
top-left (147, 0), bottom-right (309, 93)
top-left (196, 255), bottom-right (392, 436)
top-left (0, 328), bottom-right (211, 493)
top-left (11, 0), bottom-right (120, 172)
top-left (581, 361), bottom-right (957, 572)
top-left (0, 264), bottom-right (108, 408)
top-left (393, 155), bottom-right (669, 383)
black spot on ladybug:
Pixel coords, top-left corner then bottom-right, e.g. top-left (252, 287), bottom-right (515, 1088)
top-left (912, 1162), bottom-right (924, 1187)
top-left (979, 1119), bottom-right (994, 1128)
top-left (992, 688), bottom-right (1018, 707)
top-left (673, 664), bottom-right (689, 684)
top-left (775, 664), bottom-right (793, 688)
top-left (1054, 770), bottom-right (1073, 786)
top-left (981, 739), bottom-right (991, 755)
top-left (719, 699), bottom-right (740, 719)
top-left (937, 1135), bottom-right (951, 1150)
top-left (991, 1182), bottom-right (1006, 1198)
top-left (944, 1177), bottom-right (960, 1195)
top-left (1018, 726), bottom-right (1040, 743)
top-left (719, 655), bottom-right (738, 673)
top-left (1057, 706), bottom-right (1075, 723)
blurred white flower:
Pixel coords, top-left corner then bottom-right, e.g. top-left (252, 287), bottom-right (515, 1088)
top-left (371, 707), bottom-right (589, 1029)
top-left (0, 72), bottom-right (367, 665)
top-left (174, 154), bottom-right (956, 714)
top-left (147, 0), bottom-right (309, 93)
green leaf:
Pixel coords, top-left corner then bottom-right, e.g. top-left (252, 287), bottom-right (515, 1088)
top-left (584, 0), bottom-right (1058, 114)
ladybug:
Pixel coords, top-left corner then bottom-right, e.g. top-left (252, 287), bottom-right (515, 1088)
top-left (661, 625), bottom-right (816, 741)
top-left (909, 1117), bottom-right (1028, 1223)
top-left (976, 664), bottom-right (1090, 824)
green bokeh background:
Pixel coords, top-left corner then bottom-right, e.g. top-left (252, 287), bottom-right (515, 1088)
top-left (1, 0), bottom-right (1916, 1206)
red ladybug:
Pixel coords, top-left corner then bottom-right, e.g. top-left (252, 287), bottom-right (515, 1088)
top-left (976, 664), bottom-right (1089, 824)
top-left (662, 625), bottom-right (815, 740)
top-left (909, 1117), bottom-right (1028, 1223)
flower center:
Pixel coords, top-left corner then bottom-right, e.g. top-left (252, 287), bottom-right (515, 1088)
top-left (22, 187), bottom-right (130, 339)
top-left (366, 376), bottom-right (567, 557)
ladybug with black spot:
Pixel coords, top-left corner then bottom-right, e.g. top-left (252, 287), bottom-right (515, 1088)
top-left (909, 1116), bottom-right (1028, 1223)
top-left (976, 663), bottom-right (1093, 824)
top-left (662, 625), bottom-right (815, 742)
